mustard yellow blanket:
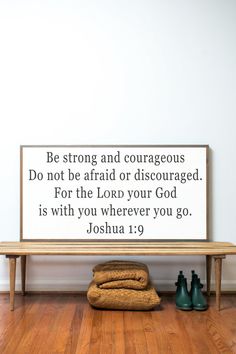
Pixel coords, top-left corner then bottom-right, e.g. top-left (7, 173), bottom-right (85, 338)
top-left (87, 281), bottom-right (161, 310)
top-left (93, 260), bottom-right (149, 290)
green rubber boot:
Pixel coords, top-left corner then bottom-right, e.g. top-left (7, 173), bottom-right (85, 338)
top-left (175, 272), bottom-right (192, 311)
top-left (175, 271), bottom-right (185, 288)
top-left (175, 271), bottom-right (185, 298)
top-left (190, 270), bottom-right (203, 297)
top-left (191, 278), bottom-right (208, 311)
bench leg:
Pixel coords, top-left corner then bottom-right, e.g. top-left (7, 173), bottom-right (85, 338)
top-left (206, 255), bottom-right (212, 296)
top-left (213, 255), bottom-right (226, 311)
top-left (6, 255), bottom-right (19, 311)
top-left (21, 255), bottom-right (27, 296)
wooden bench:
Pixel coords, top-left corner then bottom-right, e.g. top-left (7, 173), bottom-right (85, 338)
top-left (1, 241), bottom-right (236, 311)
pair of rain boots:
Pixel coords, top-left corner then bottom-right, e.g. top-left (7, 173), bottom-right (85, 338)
top-left (175, 270), bottom-right (208, 311)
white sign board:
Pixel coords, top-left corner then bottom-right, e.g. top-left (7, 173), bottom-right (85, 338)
top-left (20, 145), bottom-right (208, 241)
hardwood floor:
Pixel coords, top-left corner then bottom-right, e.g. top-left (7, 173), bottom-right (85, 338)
top-left (0, 293), bottom-right (236, 354)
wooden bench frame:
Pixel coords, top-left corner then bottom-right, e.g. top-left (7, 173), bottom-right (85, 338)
top-left (1, 241), bottom-right (236, 311)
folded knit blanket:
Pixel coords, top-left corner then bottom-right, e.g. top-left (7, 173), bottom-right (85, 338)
top-left (87, 281), bottom-right (161, 310)
top-left (93, 260), bottom-right (149, 290)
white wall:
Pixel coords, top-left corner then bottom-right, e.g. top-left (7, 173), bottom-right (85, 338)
top-left (0, 0), bottom-right (236, 292)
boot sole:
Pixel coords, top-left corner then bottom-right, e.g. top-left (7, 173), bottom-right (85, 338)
top-left (193, 307), bottom-right (208, 311)
top-left (176, 306), bottom-right (192, 311)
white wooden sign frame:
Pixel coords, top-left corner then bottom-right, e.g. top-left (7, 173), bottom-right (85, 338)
top-left (20, 145), bottom-right (208, 241)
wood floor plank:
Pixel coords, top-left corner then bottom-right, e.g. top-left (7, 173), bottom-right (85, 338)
top-left (131, 312), bottom-right (149, 354)
top-left (97, 310), bottom-right (113, 354)
top-left (151, 308), bottom-right (173, 354)
top-left (0, 295), bottom-right (47, 353)
top-left (205, 304), bottom-right (236, 353)
top-left (123, 311), bottom-right (137, 354)
top-left (41, 296), bottom-right (77, 354)
top-left (0, 294), bottom-right (28, 346)
top-left (158, 296), bottom-right (194, 353)
top-left (64, 296), bottom-right (86, 354)
top-left (74, 303), bottom-right (95, 354)
top-left (178, 310), bottom-right (213, 354)
top-left (19, 295), bottom-right (63, 354)
top-left (0, 294), bottom-right (236, 354)
top-left (141, 312), bottom-right (160, 354)
top-left (217, 297), bottom-right (236, 345)
top-left (111, 311), bottom-right (125, 354)
top-left (87, 309), bottom-right (102, 354)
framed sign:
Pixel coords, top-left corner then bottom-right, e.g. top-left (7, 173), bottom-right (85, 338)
top-left (20, 145), bottom-right (208, 241)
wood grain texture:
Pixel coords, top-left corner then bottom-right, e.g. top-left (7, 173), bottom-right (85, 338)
top-left (206, 255), bottom-right (212, 296)
top-left (0, 294), bottom-right (236, 354)
top-left (1, 241), bottom-right (236, 255)
top-left (21, 255), bottom-right (26, 296)
top-left (214, 256), bottom-right (226, 311)
top-left (112, 311), bottom-right (125, 354)
top-left (6, 255), bottom-right (18, 311)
